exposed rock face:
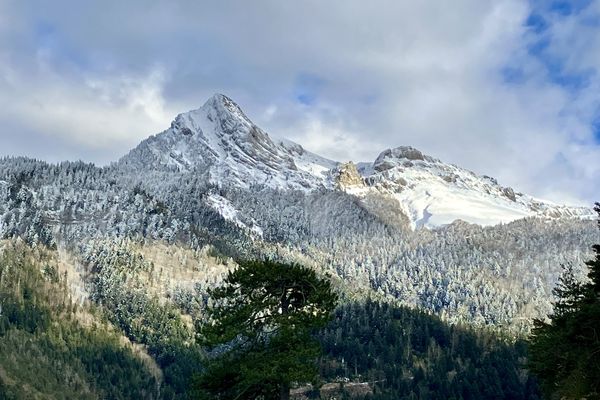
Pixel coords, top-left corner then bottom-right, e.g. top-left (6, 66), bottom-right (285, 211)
top-left (373, 146), bottom-right (432, 172)
top-left (502, 187), bottom-right (517, 202)
top-left (120, 94), bottom-right (335, 190)
top-left (334, 162), bottom-right (364, 189)
top-left (442, 174), bottom-right (458, 183)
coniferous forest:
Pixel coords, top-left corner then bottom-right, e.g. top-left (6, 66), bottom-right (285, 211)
top-left (0, 242), bottom-right (159, 399)
top-left (319, 301), bottom-right (540, 400)
top-left (0, 156), bottom-right (598, 398)
top-left (0, 241), bottom-right (544, 399)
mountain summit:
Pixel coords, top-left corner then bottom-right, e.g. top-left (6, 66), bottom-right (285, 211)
top-left (121, 94), bottom-right (591, 228)
top-left (120, 94), bottom-right (336, 189)
top-left (358, 145), bottom-right (589, 228)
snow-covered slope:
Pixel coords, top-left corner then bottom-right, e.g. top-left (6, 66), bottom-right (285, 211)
top-left (120, 94), bottom-right (336, 190)
top-left (354, 146), bottom-right (592, 228)
top-left (120, 94), bottom-right (592, 229)
top-left (205, 193), bottom-right (264, 237)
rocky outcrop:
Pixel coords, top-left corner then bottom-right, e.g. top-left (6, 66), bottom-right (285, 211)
top-left (373, 146), bottom-right (434, 172)
top-left (334, 162), bottom-right (364, 189)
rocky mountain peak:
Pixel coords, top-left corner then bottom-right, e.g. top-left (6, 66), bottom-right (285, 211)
top-left (120, 94), bottom-right (592, 228)
top-left (120, 94), bottom-right (338, 190)
top-left (373, 146), bottom-right (437, 172)
top-left (201, 93), bottom-right (252, 127)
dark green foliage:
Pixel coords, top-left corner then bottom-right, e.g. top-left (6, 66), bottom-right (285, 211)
top-left (83, 240), bottom-right (204, 399)
top-left (528, 202), bottom-right (600, 399)
top-left (0, 242), bottom-right (549, 400)
top-left (195, 260), bottom-right (338, 399)
top-left (586, 204), bottom-right (600, 295)
top-left (318, 300), bottom-right (541, 400)
top-left (193, 338), bottom-right (319, 400)
top-left (0, 242), bottom-right (157, 399)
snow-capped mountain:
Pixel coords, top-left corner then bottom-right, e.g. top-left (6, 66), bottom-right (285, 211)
top-left (120, 94), bottom-right (337, 190)
top-left (1, 93), bottom-right (597, 335)
top-left (121, 94), bottom-right (591, 229)
top-left (351, 146), bottom-right (591, 228)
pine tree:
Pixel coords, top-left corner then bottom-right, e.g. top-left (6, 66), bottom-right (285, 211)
top-left (551, 263), bottom-right (585, 318)
top-left (194, 260), bottom-right (338, 400)
top-left (585, 204), bottom-right (600, 294)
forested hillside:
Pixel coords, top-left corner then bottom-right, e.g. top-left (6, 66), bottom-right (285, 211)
top-left (0, 96), bottom-right (597, 398)
top-left (0, 241), bottom-right (158, 399)
top-left (0, 157), bottom-right (597, 335)
top-left (319, 301), bottom-right (540, 399)
top-left (0, 241), bottom-right (542, 399)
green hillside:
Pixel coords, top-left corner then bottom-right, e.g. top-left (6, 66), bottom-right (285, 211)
top-left (0, 240), bottom-right (542, 399)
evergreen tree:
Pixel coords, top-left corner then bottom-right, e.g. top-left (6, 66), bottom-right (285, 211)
top-left (194, 260), bottom-right (338, 400)
top-left (529, 202), bottom-right (600, 399)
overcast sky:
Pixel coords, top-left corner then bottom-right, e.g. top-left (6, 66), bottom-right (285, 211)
top-left (1, 1), bottom-right (599, 205)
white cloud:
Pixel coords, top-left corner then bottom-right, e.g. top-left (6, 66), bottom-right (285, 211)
top-left (0, 0), bottom-right (598, 203)
top-left (0, 63), bottom-right (178, 162)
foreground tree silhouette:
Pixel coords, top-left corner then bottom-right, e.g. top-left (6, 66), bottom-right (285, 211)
top-left (529, 202), bottom-right (600, 399)
top-left (194, 260), bottom-right (338, 400)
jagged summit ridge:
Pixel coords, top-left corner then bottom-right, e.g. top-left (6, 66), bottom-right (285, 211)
top-left (358, 145), bottom-right (592, 228)
top-left (374, 146), bottom-right (436, 172)
top-left (120, 94), bottom-right (336, 189)
top-left (120, 94), bottom-right (592, 228)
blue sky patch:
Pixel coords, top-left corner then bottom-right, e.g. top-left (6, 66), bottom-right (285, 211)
top-left (34, 21), bottom-right (57, 48)
top-left (592, 118), bottom-right (600, 143)
top-left (529, 0), bottom-right (594, 16)
top-left (522, 2), bottom-right (595, 92)
top-left (549, 1), bottom-right (574, 16)
top-left (549, 0), bottom-right (594, 16)
top-left (501, 66), bottom-right (526, 84)
top-left (293, 73), bottom-right (325, 106)
top-left (525, 13), bottom-right (548, 33)
top-left (34, 20), bottom-right (89, 70)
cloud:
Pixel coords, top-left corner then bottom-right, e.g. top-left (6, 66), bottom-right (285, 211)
top-left (0, 63), bottom-right (176, 163)
top-left (0, 0), bottom-right (599, 204)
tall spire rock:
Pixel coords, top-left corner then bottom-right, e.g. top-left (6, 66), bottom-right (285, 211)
top-left (334, 162), bottom-right (365, 189)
